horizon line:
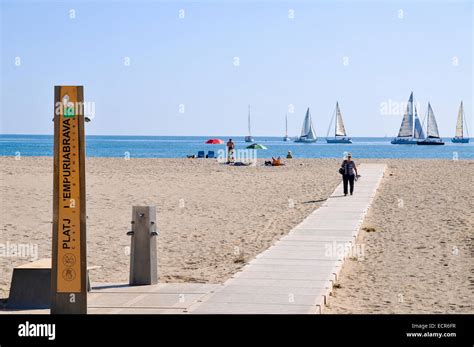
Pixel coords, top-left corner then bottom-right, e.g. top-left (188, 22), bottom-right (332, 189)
top-left (0, 133), bottom-right (405, 138)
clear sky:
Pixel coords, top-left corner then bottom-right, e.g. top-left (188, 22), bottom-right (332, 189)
top-left (1, 0), bottom-right (472, 137)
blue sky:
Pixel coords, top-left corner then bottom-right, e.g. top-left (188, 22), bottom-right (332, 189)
top-left (1, 0), bottom-right (472, 137)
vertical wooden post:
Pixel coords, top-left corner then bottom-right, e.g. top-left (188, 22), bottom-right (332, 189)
top-left (51, 86), bottom-right (87, 314)
top-left (129, 206), bottom-right (158, 286)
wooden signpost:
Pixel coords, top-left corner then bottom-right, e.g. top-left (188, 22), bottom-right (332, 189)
top-left (51, 86), bottom-right (87, 314)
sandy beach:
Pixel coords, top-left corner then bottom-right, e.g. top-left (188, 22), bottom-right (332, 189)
top-left (0, 157), bottom-right (472, 313)
top-left (0, 157), bottom-right (340, 298)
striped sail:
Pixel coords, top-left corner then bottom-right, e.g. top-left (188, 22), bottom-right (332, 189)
top-left (397, 93), bottom-right (414, 137)
top-left (335, 102), bottom-right (347, 136)
top-left (455, 102), bottom-right (464, 138)
top-left (426, 103), bottom-right (440, 138)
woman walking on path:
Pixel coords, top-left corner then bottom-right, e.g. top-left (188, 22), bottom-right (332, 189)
top-left (341, 153), bottom-right (358, 196)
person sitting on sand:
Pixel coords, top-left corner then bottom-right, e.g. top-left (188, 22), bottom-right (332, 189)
top-left (286, 151), bottom-right (293, 159)
top-left (340, 153), bottom-right (358, 196)
top-left (226, 138), bottom-right (235, 164)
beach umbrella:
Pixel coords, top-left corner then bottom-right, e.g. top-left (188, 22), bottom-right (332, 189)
top-left (246, 143), bottom-right (267, 150)
top-left (205, 138), bottom-right (224, 144)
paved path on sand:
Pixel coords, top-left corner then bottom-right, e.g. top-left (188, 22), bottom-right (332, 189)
top-left (191, 163), bottom-right (387, 314)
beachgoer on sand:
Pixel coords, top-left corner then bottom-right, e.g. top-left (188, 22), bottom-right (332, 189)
top-left (226, 138), bottom-right (235, 163)
top-left (286, 151), bottom-right (293, 159)
top-left (272, 157), bottom-right (282, 166)
top-left (340, 153), bottom-right (358, 196)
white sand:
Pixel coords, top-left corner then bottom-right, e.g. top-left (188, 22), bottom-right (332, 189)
top-left (0, 157), bottom-right (340, 298)
top-left (1, 157), bottom-right (472, 314)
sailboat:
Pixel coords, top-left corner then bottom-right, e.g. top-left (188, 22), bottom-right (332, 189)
top-left (417, 103), bottom-right (444, 145)
top-left (294, 108), bottom-right (317, 143)
top-left (413, 106), bottom-right (425, 140)
top-left (326, 102), bottom-right (352, 144)
top-left (244, 105), bottom-right (254, 143)
top-left (283, 113), bottom-right (290, 141)
top-left (391, 92), bottom-right (419, 144)
top-left (452, 101), bottom-right (469, 143)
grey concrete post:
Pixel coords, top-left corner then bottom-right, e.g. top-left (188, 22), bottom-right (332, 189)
top-left (128, 206), bottom-right (158, 285)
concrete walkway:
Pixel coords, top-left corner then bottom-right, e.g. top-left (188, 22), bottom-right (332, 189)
top-left (191, 164), bottom-right (387, 314)
top-left (0, 283), bottom-right (220, 314)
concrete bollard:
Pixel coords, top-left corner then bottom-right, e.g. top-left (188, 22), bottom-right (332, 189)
top-left (127, 206), bottom-right (158, 286)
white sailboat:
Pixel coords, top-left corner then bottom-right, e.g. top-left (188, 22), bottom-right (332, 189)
top-left (417, 103), bottom-right (444, 145)
top-left (452, 101), bottom-right (469, 143)
top-left (294, 108), bottom-right (317, 143)
top-left (326, 102), bottom-right (352, 144)
top-left (283, 113), bottom-right (290, 141)
top-left (244, 104), bottom-right (254, 143)
top-left (391, 92), bottom-right (418, 144)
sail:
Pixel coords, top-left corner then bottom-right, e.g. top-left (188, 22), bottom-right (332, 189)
top-left (300, 108), bottom-right (310, 137)
top-left (300, 108), bottom-right (317, 140)
top-left (397, 93), bottom-right (414, 137)
top-left (426, 103), bottom-right (440, 138)
top-left (307, 120), bottom-right (317, 140)
top-left (455, 102), bottom-right (464, 138)
top-left (335, 102), bottom-right (346, 136)
top-left (414, 108), bottom-right (425, 139)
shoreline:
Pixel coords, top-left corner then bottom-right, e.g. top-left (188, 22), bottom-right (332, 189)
top-left (1, 155), bottom-right (473, 160)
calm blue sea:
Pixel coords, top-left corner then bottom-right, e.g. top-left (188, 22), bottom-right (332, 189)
top-left (0, 135), bottom-right (472, 159)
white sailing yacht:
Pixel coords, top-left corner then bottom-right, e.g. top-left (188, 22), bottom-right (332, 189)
top-left (294, 108), bottom-right (317, 143)
top-left (391, 92), bottom-right (422, 144)
top-left (283, 113), bottom-right (290, 141)
top-left (244, 105), bottom-right (254, 143)
top-left (452, 101), bottom-right (469, 143)
top-left (417, 103), bottom-right (444, 145)
top-left (326, 102), bottom-right (352, 144)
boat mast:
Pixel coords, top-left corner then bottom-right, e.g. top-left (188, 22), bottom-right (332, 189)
top-left (248, 104), bottom-right (251, 136)
top-left (326, 106), bottom-right (335, 138)
top-left (410, 93), bottom-right (415, 138)
top-left (456, 101), bottom-right (464, 138)
top-left (427, 103), bottom-right (431, 137)
top-left (285, 113), bottom-right (288, 137)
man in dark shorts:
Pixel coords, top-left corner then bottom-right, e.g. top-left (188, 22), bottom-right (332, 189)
top-left (226, 138), bottom-right (235, 164)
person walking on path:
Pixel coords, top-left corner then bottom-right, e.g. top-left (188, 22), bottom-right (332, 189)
top-left (226, 138), bottom-right (235, 164)
top-left (341, 153), bottom-right (358, 196)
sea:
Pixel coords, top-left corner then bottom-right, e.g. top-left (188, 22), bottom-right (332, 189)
top-left (0, 135), bottom-right (472, 160)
